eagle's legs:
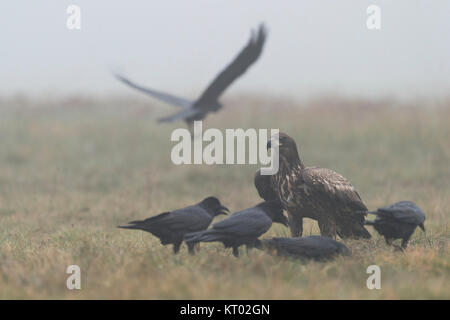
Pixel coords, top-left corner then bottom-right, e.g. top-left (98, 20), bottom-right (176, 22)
top-left (318, 219), bottom-right (338, 239)
top-left (288, 212), bottom-right (303, 237)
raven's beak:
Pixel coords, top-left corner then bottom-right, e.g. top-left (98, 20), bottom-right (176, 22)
top-left (219, 205), bottom-right (229, 215)
top-left (419, 223), bottom-right (425, 232)
top-left (266, 139), bottom-right (271, 149)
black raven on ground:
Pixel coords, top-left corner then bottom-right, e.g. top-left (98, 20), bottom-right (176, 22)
top-left (117, 197), bottom-right (228, 254)
top-left (114, 24), bottom-right (267, 132)
top-left (255, 132), bottom-right (371, 239)
top-left (256, 236), bottom-right (350, 261)
top-left (254, 168), bottom-right (278, 201)
top-left (365, 201), bottom-right (426, 250)
top-left (184, 200), bottom-right (288, 257)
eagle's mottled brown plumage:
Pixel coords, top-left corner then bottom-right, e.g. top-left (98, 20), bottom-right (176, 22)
top-left (255, 133), bottom-right (371, 239)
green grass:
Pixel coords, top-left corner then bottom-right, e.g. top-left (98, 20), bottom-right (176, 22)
top-left (0, 95), bottom-right (448, 299)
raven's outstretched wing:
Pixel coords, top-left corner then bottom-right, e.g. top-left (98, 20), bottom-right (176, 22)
top-left (157, 107), bottom-right (201, 123)
top-left (194, 24), bottom-right (267, 109)
top-left (114, 73), bottom-right (193, 109)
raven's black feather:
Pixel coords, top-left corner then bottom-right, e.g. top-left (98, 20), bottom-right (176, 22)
top-left (365, 201), bottom-right (426, 250)
top-left (118, 197), bottom-right (228, 254)
top-left (185, 200), bottom-right (287, 257)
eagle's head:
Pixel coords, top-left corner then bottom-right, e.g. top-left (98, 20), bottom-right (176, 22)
top-left (267, 132), bottom-right (302, 166)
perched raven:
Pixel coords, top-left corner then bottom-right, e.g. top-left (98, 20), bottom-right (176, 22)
top-left (365, 201), bottom-right (426, 250)
top-left (255, 132), bottom-right (371, 239)
top-left (257, 236), bottom-right (350, 261)
top-left (184, 200), bottom-right (288, 257)
top-left (117, 197), bottom-right (228, 254)
top-left (114, 24), bottom-right (267, 132)
top-left (254, 168), bottom-right (278, 201)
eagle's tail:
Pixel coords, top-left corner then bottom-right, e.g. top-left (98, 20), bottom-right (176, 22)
top-left (339, 223), bottom-right (372, 239)
top-left (352, 225), bottom-right (372, 239)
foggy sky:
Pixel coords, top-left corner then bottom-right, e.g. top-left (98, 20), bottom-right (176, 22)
top-left (1, 1), bottom-right (449, 100)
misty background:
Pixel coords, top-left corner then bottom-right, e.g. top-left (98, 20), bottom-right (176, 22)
top-left (1, 1), bottom-right (449, 100)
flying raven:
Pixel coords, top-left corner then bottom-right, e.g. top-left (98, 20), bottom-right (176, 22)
top-left (365, 201), bottom-right (426, 250)
top-left (257, 236), bottom-right (350, 261)
top-left (255, 132), bottom-right (371, 239)
top-left (114, 24), bottom-right (267, 132)
top-left (184, 200), bottom-right (288, 257)
top-left (117, 197), bottom-right (228, 254)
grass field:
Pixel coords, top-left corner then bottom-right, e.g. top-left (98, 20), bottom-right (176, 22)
top-left (0, 95), bottom-right (449, 299)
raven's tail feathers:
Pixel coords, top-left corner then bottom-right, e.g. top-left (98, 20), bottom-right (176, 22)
top-left (117, 224), bottom-right (143, 230)
top-left (184, 230), bottom-right (222, 244)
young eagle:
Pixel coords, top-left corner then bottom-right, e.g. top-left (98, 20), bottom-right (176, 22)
top-left (255, 132), bottom-right (371, 239)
